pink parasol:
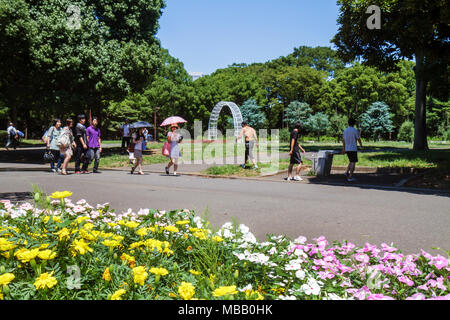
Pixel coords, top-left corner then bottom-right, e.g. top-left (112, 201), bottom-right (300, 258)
top-left (160, 116), bottom-right (187, 127)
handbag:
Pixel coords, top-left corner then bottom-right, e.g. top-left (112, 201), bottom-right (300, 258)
top-left (43, 150), bottom-right (54, 162)
top-left (162, 142), bottom-right (171, 157)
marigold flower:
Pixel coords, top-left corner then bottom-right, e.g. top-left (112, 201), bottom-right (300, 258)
top-left (212, 236), bottom-right (224, 242)
top-left (55, 228), bottom-right (70, 241)
top-left (71, 238), bottom-right (93, 255)
top-left (132, 266), bottom-right (148, 286)
top-left (50, 191), bottom-right (72, 199)
top-left (103, 268), bottom-right (111, 282)
top-left (37, 249), bottom-right (57, 260)
top-left (0, 273), bottom-right (15, 286)
top-left (212, 285), bottom-right (238, 297)
top-left (178, 282), bottom-right (195, 300)
top-left (102, 240), bottom-right (121, 248)
top-left (176, 220), bottom-right (190, 225)
top-left (189, 270), bottom-right (201, 276)
top-left (165, 225), bottom-right (179, 233)
top-left (15, 248), bottom-right (39, 263)
top-left (149, 267), bottom-right (169, 276)
top-left (33, 271), bottom-right (58, 290)
top-left (125, 221), bottom-right (139, 229)
top-left (111, 289), bottom-right (126, 300)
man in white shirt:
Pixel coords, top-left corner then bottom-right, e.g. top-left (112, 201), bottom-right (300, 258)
top-left (120, 119), bottom-right (131, 154)
top-left (342, 118), bottom-right (363, 182)
top-left (6, 122), bottom-right (18, 151)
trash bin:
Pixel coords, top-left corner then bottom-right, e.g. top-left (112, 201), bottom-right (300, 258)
top-left (312, 150), bottom-right (336, 176)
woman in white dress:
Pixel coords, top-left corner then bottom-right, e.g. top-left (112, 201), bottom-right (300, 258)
top-left (165, 124), bottom-right (182, 176)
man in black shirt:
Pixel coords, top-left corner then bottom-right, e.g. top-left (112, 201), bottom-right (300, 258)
top-left (74, 114), bottom-right (89, 174)
top-left (286, 122), bottom-right (306, 181)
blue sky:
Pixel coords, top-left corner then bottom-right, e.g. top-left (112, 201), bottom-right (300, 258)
top-left (156, 0), bottom-right (341, 75)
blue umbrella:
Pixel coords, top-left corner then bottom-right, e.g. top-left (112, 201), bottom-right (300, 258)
top-left (130, 121), bottom-right (153, 129)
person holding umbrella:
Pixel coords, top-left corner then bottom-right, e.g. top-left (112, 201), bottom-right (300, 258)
top-left (130, 127), bottom-right (145, 175)
top-left (165, 123), bottom-right (182, 176)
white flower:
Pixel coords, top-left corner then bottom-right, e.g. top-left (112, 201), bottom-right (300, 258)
top-left (239, 284), bottom-right (253, 292)
top-left (242, 232), bottom-right (257, 244)
top-left (295, 269), bottom-right (306, 280)
top-left (268, 247), bottom-right (277, 255)
top-left (238, 224), bottom-right (250, 234)
top-left (294, 236), bottom-right (307, 244)
top-left (278, 295), bottom-right (297, 300)
top-left (301, 278), bottom-right (321, 296)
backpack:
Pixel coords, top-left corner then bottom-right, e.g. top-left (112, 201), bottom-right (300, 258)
top-left (57, 130), bottom-right (70, 148)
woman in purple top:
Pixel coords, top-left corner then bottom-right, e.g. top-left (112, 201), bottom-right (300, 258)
top-left (86, 117), bottom-right (103, 173)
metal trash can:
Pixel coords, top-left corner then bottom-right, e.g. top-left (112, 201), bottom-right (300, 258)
top-left (312, 150), bottom-right (336, 176)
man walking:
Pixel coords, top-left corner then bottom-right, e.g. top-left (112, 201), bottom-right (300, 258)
top-left (286, 122), bottom-right (306, 181)
top-left (74, 114), bottom-right (89, 174)
top-left (5, 122), bottom-right (18, 151)
top-left (236, 121), bottom-right (258, 170)
top-left (120, 119), bottom-right (131, 155)
top-left (86, 116), bottom-right (103, 173)
top-left (342, 118), bottom-right (363, 182)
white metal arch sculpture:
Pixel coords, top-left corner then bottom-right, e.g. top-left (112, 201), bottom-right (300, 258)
top-left (208, 101), bottom-right (243, 140)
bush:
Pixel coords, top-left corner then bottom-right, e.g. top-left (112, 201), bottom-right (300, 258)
top-left (444, 128), bottom-right (450, 141)
top-left (397, 121), bottom-right (414, 142)
top-left (0, 130), bottom-right (7, 144)
top-left (279, 128), bottom-right (291, 143)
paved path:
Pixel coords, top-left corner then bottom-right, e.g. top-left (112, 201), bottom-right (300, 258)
top-left (0, 166), bottom-right (448, 255)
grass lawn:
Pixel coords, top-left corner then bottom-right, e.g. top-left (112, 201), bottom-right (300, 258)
top-left (205, 162), bottom-right (291, 177)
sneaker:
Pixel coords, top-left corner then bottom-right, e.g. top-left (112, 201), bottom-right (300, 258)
top-left (56, 168), bottom-right (62, 174)
top-left (241, 164), bottom-right (246, 169)
top-left (75, 171), bottom-right (81, 174)
top-left (82, 170), bottom-right (89, 174)
top-left (93, 169), bottom-right (101, 174)
top-left (347, 177), bottom-right (357, 182)
top-left (293, 176), bottom-right (303, 181)
top-left (284, 177), bottom-right (293, 181)
top-left (165, 167), bottom-right (169, 175)
top-left (51, 168), bottom-right (57, 173)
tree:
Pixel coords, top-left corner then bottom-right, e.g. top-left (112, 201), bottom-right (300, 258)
top-left (228, 99), bottom-right (267, 129)
top-left (332, 0), bottom-right (449, 150)
top-left (360, 102), bottom-right (394, 141)
top-left (398, 121), bottom-right (414, 142)
top-left (0, 0), bottom-right (165, 134)
top-left (284, 101), bottom-right (313, 128)
top-left (306, 112), bottom-right (330, 141)
top-left (328, 114), bottom-right (349, 142)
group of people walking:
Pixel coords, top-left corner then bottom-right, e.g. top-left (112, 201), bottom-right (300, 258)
top-left (44, 115), bottom-right (102, 175)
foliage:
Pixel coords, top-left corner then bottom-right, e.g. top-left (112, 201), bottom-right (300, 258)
top-left (360, 102), bottom-right (394, 141)
top-left (0, 195), bottom-right (448, 300)
top-left (228, 99), bottom-right (267, 130)
top-left (397, 121), bottom-right (414, 143)
top-left (305, 113), bottom-right (330, 141)
top-left (328, 114), bottom-right (348, 142)
top-left (284, 101), bottom-right (313, 128)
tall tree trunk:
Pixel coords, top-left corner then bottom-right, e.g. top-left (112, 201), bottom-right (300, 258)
top-left (413, 53), bottom-right (429, 150)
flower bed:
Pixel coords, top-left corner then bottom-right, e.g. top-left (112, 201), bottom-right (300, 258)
top-left (0, 192), bottom-right (448, 300)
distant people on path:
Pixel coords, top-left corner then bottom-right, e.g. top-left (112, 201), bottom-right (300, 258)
top-left (236, 122), bottom-right (258, 170)
top-left (120, 119), bottom-right (131, 155)
top-left (131, 127), bottom-right (145, 175)
top-left (165, 124), bottom-right (182, 176)
top-left (127, 128), bottom-right (136, 165)
top-left (74, 114), bottom-right (89, 174)
top-left (6, 122), bottom-right (18, 151)
top-left (58, 118), bottom-right (76, 175)
top-left (86, 117), bottom-right (102, 174)
top-left (342, 118), bottom-right (363, 182)
top-left (46, 118), bottom-right (65, 173)
top-left (286, 122), bottom-right (306, 181)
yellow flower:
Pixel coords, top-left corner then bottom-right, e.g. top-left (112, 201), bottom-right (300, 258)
top-left (186, 246), bottom-right (193, 251)
top-left (71, 238), bottom-right (93, 255)
top-left (193, 230), bottom-right (209, 240)
top-left (15, 248), bottom-right (39, 263)
top-left (245, 290), bottom-right (264, 300)
top-left (102, 239), bottom-right (121, 248)
top-left (0, 292), bottom-right (3, 300)
top-left (163, 247), bottom-right (174, 256)
top-left (212, 236), bottom-right (224, 242)
top-left (55, 228), bottom-right (70, 241)
top-left (33, 271), bottom-right (58, 290)
top-left (0, 273), bottom-right (15, 286)
top-left (136, 227), bottom-right (149, 237)
top-left (132, 266), bottom-right (148, 286)
top-left (125, 221), bottom-right (139, 229)
top-left (212, 285), bottom-right (238, 297)
top-left (178, 282), bottom-right (195, 300)
top-left (103, 268), bottom-right (111, 282)
top-left (111, 289), bottom-right (126, 300)
top-left (164, 225), bottom-right (179, 233)
top-left (75, 216), bottom-right (89, 225)
top-left (189, 269), bottom-right (201, 276)
top-left (176, 220), bottom-right (190, 225)
top-left (50, 191), bottom-right (72, 199)
top-left (37, 249), bottom-right (57, 260)
top-left (0, 238), bottom-right (17, 252)
top-left (149, 267), bottom-right (169, 276)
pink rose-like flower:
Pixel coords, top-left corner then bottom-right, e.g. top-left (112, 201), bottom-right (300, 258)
top-left (367, 294), bottom-right (395, 300)
top-left (406, 293), bottom-right (426, 300)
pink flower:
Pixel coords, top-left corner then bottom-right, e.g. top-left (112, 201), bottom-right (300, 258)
top-left (398, 275), bottom-right (414, 287)
top-left (367, 294), bottom-right (395, 300)
top-left (426, 294), bottom-right (450, 300)
top-left (381, 243), bottom-right (398, 253)
top-left (420, 250), bottom-right (433, 260)
top-left (294, 236), bottom-right (307, 244)
top-left (417, 284), bottom-right (428, 291)
top-left (406, 293), bottom-right (426, 300)
top-left (354, 253), bottom-right (370, 264)
top-left (429, 254), bottom-right (449, 270)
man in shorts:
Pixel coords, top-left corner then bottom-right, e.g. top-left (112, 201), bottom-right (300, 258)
top-left (236, 121), bottom-right (258, 170)
top-left (286, 122), bottom-right (306, 181)
top-left (342, 118), bottom-right (363, 182)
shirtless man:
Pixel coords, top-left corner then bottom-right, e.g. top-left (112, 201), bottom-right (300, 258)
top-left (236, 121), bottom-right (258, 170)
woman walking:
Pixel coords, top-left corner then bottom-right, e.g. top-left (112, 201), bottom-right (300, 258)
top-left (131, 127), bottom-right (145, 175)
top-left (165, 124), bottom-right (182, 176)
top-left (46, 118), bottom-right (65, 173)
top-left (59, 119), bottom-right (76, 175)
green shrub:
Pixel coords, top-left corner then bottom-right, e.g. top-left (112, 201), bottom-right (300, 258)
top-left (279, 128), bottom-right (290, 143)
top-left (397, 121), bottom-right (414, 142)
top-left (444, 128), bottom-right (450, 141)
top-left (0, 130), bottom-right (7, 144)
